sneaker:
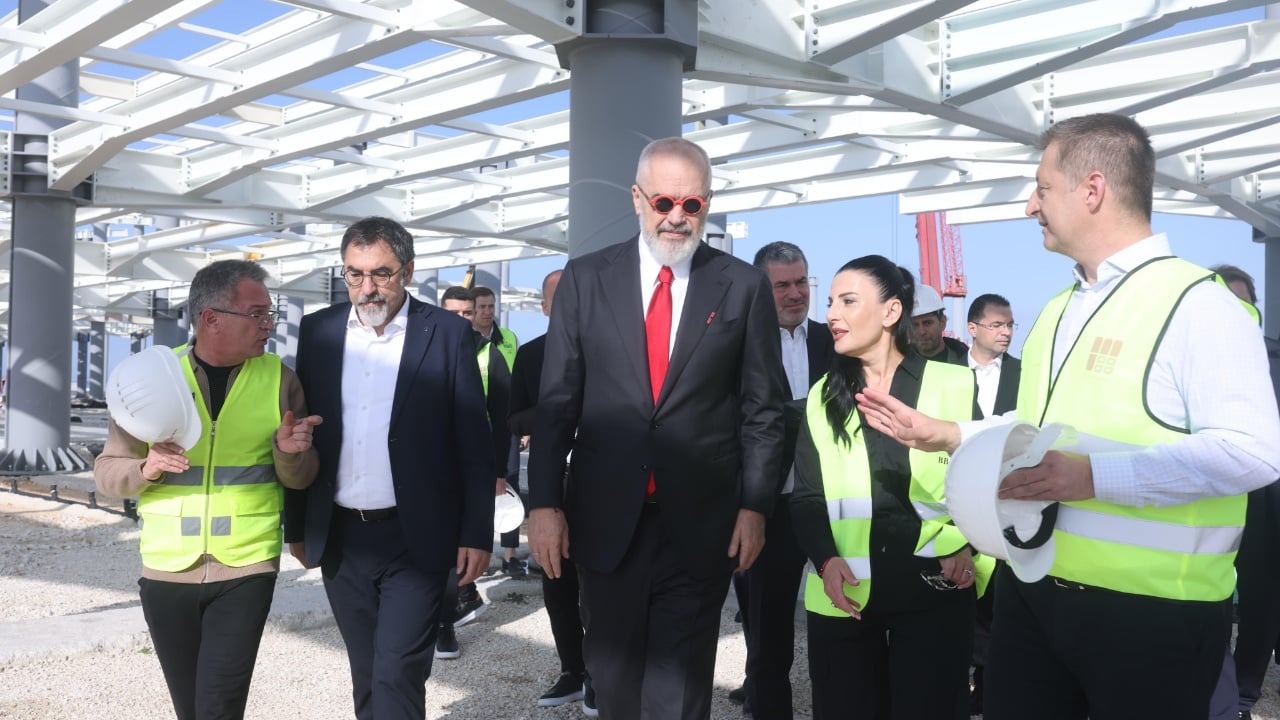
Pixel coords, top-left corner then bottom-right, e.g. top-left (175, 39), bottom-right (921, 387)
top-left (454, 596), bottom-right (487, 628)
top-left (537, 671), bottom-right (585, 707)
top-left (502, 556), bottom-right (528, 578)
top-left (582, 674), bottom-right (598, 717)
top-left (458, 582), bottom-right (481, 604)
top-left (434, 623), bottom-right (460, 660)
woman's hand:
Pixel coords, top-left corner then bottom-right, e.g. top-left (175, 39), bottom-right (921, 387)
top-left (821, 557), bottom-right (863, 620)
top-left (938, 548), bottom-right (976, 590)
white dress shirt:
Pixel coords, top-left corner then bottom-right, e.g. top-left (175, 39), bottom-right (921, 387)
top-left (967, 351), bottom-right (1003, 419)
top-left (334, 299), bottom-right (409, 510)
top-left (638, 239), bottom-right (693, 358)
top-left (960, 234), bottom-right (1280, 507)
top-left (779, 322), bottom-right (810, 494)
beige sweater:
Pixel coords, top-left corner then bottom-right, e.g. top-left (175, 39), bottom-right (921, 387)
top-left (94, 355), bottom-right (319, 583)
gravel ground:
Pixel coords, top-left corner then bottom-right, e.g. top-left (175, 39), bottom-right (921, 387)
top-left (3, 487), bottom-right (1280, 720)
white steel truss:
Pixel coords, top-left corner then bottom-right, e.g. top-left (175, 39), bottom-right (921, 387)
top-left (0, 0), bottom-right (1274, 332)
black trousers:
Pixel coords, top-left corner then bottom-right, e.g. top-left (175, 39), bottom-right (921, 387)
top-left (577, 504), bottom-right (732, 720)
top-left (733, 494), bottom-right (807, 720)
top-left (807, 566), bottom-right (973, 720)
top-left (138, 572), bottom-right (276, 720)
top-left (984, 564), bottom-right (1232, 720)
top-left (1233, 484), bottom-right (1280, 712)
top-left (543, 557), bottom-right (585, 675)
top-left (322, 511), bottom-right (450, 720)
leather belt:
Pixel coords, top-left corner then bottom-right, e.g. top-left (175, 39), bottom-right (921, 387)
top-left (337, 505), bottom-right (397, 522)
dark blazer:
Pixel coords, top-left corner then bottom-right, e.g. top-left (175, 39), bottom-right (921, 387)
top-left (780, 319), bottom-right (836, 491)
top-left (991, 353), bottom-right (1021, 417)
top-left (283, 296), bottom-right (496, 573)
top-left (528, 238), bottom-right (788, 578)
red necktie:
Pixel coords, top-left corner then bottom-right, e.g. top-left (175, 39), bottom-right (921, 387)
top-left (644, 266), bottom-right (673, 497)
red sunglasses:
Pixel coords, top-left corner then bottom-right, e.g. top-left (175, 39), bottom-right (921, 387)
top-left (637, 185), bottom-right (711, 215)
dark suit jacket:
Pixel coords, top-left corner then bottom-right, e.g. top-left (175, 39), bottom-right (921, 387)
top-left (780, 319), bottom-right (836, 492)
top-left (283, 296), bottom-right (496, 573)
top-left (991, 353), bottom-right (1021, 417)
top-left (507, 333), bottom-right (545, 439)
top-left (528, 238), bottom-right (788, 577)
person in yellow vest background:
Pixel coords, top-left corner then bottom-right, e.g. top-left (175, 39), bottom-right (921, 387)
top-left (95, 259), bottom-right (321, 720)
top-left (856, 113), bottom-right (1280, 720)
top-left (791, 254), bottom-right (985, 719)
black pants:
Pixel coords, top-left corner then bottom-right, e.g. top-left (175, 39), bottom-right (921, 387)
top-left (577, 504), bottom-right (732, 720)
top-left (543, 557), bottom-right (585, 675)
top-left (322, 511), bottom-right (450, 720)
top-left (138, 573), bottom-right (276, 720)
top-left (1233, 484), bottom-right (1280, 712)
top-left (984, 564), bottom-right (1231, 720)
top-left (733, 494), bottom-right (806, 720)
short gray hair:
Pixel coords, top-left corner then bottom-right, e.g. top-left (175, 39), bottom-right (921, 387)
top-left (753, 241), bottom-right (808, 274)
top-left (636, 137), bottom-right (711, 194)
top-left (188, 260), bottom-right (269, 322)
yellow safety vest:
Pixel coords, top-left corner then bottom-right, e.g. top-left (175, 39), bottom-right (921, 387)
top-left (136, 348), bottom-right (284, 572)
top-left (493, 327), bottom-right (518, 371)
top-left (802, 361), bottom-right (993, 616)
top-left (1018, 257), bottom-right (1245, 601)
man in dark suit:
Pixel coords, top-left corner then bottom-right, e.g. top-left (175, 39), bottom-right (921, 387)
top-left (728, 241), bottom-right (834, 720)
top-left (283, 216), bottom-right (495, 720)
top-left (965, 293), bottom-right (1021, 418)
top-left (527, 137), bottom-right (788, 720)
top-left (963, 292), bottom-right (1022, 714)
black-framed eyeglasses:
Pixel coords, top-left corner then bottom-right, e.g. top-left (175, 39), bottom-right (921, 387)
top-left (210, 308), bottom-right (280, 327)
top-left (342, 266), bottom-right (404, 287)
top-left (972, 321), bottom-right (1018, 331)
top-left (636, 185), bottom-right (711, 216)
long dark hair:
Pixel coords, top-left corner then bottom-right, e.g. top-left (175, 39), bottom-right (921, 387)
top-left (821, 255), bottom-right (914, 446)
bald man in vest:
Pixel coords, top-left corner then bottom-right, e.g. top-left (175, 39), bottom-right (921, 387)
top-left (856, 113), bottom-right (1280, 719)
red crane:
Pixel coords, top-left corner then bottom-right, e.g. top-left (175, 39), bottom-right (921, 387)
top-left (915, 211), bottom-right (967, 299)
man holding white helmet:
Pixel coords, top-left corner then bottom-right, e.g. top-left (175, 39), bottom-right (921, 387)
top-left (95, 259), bottom-right (322, 720)
top-left (856, 114), bottom-right (1280, 719)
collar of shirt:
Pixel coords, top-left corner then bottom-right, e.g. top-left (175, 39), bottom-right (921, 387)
top-left (780, 321), bottom-right (809, 342)
top-left (1071, 233), bottom-right (1171, 291)
top-left (638, 235), bottom-right (695, 290)
top-left (968, 351), bottom-right (1003, 372)
top-left (345, 295), bottom-right (410, 338)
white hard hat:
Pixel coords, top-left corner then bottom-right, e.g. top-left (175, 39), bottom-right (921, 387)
top-left (913, 284), bottom-right (945, 317)
top-left (946, 421), bottom-right (1076, 582)
top-left (494, 485), bottom-right (525, 534)
top-left (105, 346), bottom-right (203, 451)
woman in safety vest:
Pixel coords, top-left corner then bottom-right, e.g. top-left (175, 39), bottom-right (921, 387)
top-left (791, 254), bottom-right (985, 719)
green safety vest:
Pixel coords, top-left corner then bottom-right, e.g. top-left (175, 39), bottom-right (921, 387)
top-left (802, 361), bottom-right (994, 617)
top-left (492, 326), bottom-right (518, 371)
top-left (136, 348), bottom-right (284, 572)
top-left (1018, 257), bottom-right (1245, 601)
top-left (476, 327), bottom-right (518, 397)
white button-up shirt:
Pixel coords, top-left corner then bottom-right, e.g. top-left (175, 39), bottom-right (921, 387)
top-left (334, 299), bottom-right (409, 510)
top-left (638, 239), bottom-right (694, 358)
top-left (968, 351), bottom-right (1003, 419)
top-left (779, 322), bottom-right (811, 494)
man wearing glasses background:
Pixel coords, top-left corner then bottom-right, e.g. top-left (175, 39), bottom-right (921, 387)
top-left (284, 216), bottom-right (495, 720)
top-left (95, 259), bottom-right (322, 720)
top-left (965, 293), bottom-right (1021, 420)
top-left (528, 137), bottom-right (787, 720)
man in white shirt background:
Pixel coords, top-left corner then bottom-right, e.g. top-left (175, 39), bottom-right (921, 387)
top-left (965, 293), bottom-right (1021, 420)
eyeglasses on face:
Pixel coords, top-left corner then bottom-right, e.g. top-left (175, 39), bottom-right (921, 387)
top-left (342, 266), bottom-right (404, 287)
top-left (636, 185), bottom-right (710, 216)
top-left (972, 321), bottom-right (1018, 331)
top-left (210, 308), bottom-right (280, 327)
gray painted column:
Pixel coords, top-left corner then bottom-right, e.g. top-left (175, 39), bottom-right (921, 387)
top-left (130, 332), bottom-right (148, 355)
top-left (500, 262), bottom-right (511, 329)
top-left (152, 294), bottom-right (190, 348)
top-left (2, 0), bottom-right (86, 472)
top-left (75, 332), bottom-right (89, 395)
top-left (273, 296), bottom-right (303, 370)
top-left (705, 214), bottom-right (732, 254)
top-left (559, 0), bottom-right (695, 257)
top-left (88, 321), bottom-right (106, 402)
top-left (1265, 236), bottom-right (1279, 338)
top-left (415, 269), bottom-right (439, 305)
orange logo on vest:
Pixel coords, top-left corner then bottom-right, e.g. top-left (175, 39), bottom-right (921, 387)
top-left (1086, 337), bottom-right (1123, 375)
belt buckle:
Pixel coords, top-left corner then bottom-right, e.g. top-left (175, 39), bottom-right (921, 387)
top-left (357, 508), bottom-right (370, 522)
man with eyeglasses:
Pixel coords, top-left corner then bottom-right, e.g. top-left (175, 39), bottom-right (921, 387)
top-left (284, 217), bottom-right (495, 720)
top-left (95, 259), bottom-right (322, 720)
top-left (965, 293), bottom-right (1021, 421)
top-left (528, 137), bottom-right (787, 720)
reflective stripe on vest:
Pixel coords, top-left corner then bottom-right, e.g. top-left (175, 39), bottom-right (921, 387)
top-left (1017, 256), bottom-right (1245, 601)
top-left (802, 361), bottom-right (981, 617)
top-left (137, 349), bottom-right (284, 572)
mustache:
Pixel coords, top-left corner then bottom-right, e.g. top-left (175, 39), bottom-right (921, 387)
top-left (658, 220), bottom-right (691, 234)
top-left (357, 293), bottom-right (385, 304)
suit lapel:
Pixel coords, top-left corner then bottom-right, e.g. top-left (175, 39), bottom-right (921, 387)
top-left (806, 319), bottom-right (832, 386)
top-left (390, 297), bottom-right (437, 427)
top-left (318, 306), bottom-right (351, 436)
top-left (660, 244), bottom-right (729, 407)
top-left (600, 240), bottom-right (651, 395)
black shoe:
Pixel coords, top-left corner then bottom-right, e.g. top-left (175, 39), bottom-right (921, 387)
top-left (434, 623), bottom-right (460, 659)
top-left (1239, 712), bottom-right (1252, 720)
top-left (502, 556), bottom-right (528, 578)
top-left (537, 671), bottom-right (585, 707)
top-left (583, 673), bottom-right (599, 717)
top-left (458, 582), bottom-right (481, 604)
top-left (728, 685), bottom-right (746, 705)
top-left (454, 596), bottom-right (487, 628)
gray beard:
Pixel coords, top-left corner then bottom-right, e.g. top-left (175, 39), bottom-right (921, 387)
top-left (640, 226), bottom-right (700, 266)
top-left (355, 295), bottom-right (390, 327)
